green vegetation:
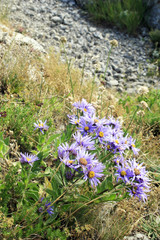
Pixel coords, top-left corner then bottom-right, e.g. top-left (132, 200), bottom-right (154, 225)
top-left (85, 0), bottom-right (146, 34)
top-left (149, 29), bottom-right (160, 45)
top-left (0, 16), bottom-right (160, 240)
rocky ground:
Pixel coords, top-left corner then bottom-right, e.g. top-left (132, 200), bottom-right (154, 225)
top-left (4, 0), bottom-right (159, 94)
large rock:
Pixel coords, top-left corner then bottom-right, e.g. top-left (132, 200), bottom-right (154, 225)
top-left (145, 3), bottom-right (160, 30)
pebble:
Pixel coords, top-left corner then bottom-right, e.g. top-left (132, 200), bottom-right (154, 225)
top-left (4, 0), bottom-right (159, 93)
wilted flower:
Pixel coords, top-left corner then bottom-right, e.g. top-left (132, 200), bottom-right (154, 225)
top-left (20, 152), bottom-right (39, 165)
top-left (60, 36), bottom-right (67, 44)
top-left (137, 86), bottom-right (149, 95)
top-left (110, 39), bottom-right (118, 47)
top-left (137, 110), bottom-right (145, 117)
top-left (34, 120), bottom-right (49, 134)
top-left (140, 101), bottom-right (148, 109)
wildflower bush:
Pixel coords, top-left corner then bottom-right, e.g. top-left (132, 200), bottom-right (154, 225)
top-left (85, 0), bottom-right (146, 34)
top-left (0, 98), bottom-right (152, 239)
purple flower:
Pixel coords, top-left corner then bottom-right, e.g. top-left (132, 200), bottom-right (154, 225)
top-left (83, 162), bottom-right (105, 187)
top-left (34, 120), bottom-right (49, 134)
top-left (73, 99), bottom-right (95, 116)
top-left (94, 125), bottom-right (112, 144)
top-left (39, 198), bottom-right (54, 216)
top-left (115, 163), bottom-right (134, 183)
top-left (115, 158), bottom-right (151, 201)
top-left (67, 114), bottom-right (79, 125)
top-left (58, 142), bottom-right (78, 159)
top-left (106, 117), bottom-right (121, 130)
top-left (73, 131), bottom-right (95, 150)
top-left (20, 152), bottom-right (39, 166)
top-left (78, 117), bottom-right (95, 136)
top-left (127, 136), bottom-right (140, 155)
top-left (113, 155), bottom-right (125, 165)
top-left (59, 153), bottom-right (76, 168)
top-left (65, 170), bottom-right (74, 180)
top-left (128, 183), bottom-right (150, 202)
top-left (75, 148), bottom-right (98, 170)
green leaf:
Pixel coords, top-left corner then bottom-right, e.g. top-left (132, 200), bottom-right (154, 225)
top-left (95, 193), bottom-right (117, 203)
top-left (4, 137), bottom-right (10, 146)
top-left (0, 140), bottom-right (3, 152)
top-left (25, 190), bottom-right (39, 202)
top-left (97, 175), bottom-right (113, 194)
top-left (47, 134), bottom-right (60, 145)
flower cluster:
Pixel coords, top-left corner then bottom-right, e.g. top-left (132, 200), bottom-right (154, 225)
top-left (115, 157), bottom-right (150, 201)
top-left (58, 99), bottom-right (150, 201)
top-left (68, 99), bottom-right (139, 156)
top-left (58, 135), bottom-right (104, 187)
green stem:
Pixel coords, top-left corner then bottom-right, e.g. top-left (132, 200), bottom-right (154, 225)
top-left (63, 44), bottom-right (74, 98)
top-left (103, 46), bottom-right (113, 80)
top-left (80, 54), bottom-right (86, 86)
top-left (89, 74), bottom-right (96, 103)
top-left (124, 106), bottom-right (139, 136)
top-left (17, 165), bottom-right (32, 210)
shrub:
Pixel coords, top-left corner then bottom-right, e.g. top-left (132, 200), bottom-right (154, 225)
top-left (149, 29), bottom-right (160, 45)
top-left (86, 0), bottom-right (146, 34)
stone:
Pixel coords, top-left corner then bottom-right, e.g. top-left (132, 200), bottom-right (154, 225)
top-left (112, 64), bottom-right (122, 73)
top-left (51, 16), bottom-right (62, 23)
top-left (7, 0), bottom-right (159, 93)
top-left (14, 33), bottom-right (46, 53)
top-left (107, 79), bottom-right (119, 87)
top-left (0, 31), bottom-right (8, 43)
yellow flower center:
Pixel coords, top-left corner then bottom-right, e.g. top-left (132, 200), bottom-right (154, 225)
top-left (88, 171), bottom-right (95, 178)
top-left (68, 160), bottom-right (74, 164)
top-left (38, 123), bottom-right (43, 127)
top-left (125, 140), bottom-right (127, 144)
top-left (120, 170), bottom-right (126, 177)
top-left (84, 108), bottom-right (87, 112)
top-left (134, 168), bottom-right (140, 176)
top-left (99, 131), bottom-right (104, 138)
top-left (115, 140), bottom-right (119, 144)
top-left (26, 158), bottom-right (31, 162)
top-left (94, 119), bottom-right (99, 123)
top-left (132, 144), bottom-right (135, 148)
top-left (107, 145), bottom-right (110, 149)
top-left (79, 158), bottom-right (87, 166)
top-left (84, 126), bottom-right (89, 131)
